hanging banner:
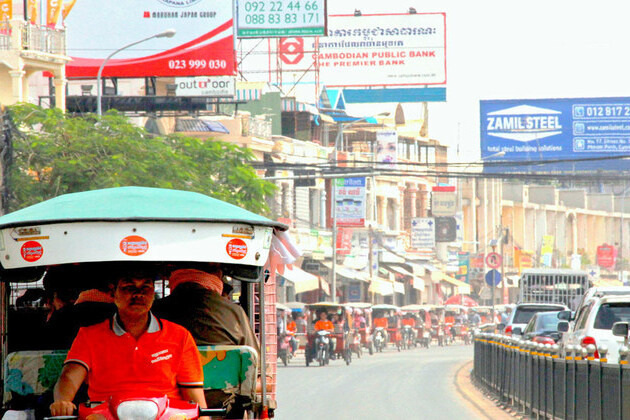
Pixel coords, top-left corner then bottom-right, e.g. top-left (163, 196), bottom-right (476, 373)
top-left (65, 0), bottom-right (236, 78)
top-left (411, 218), bottom-right (435, 249)
top-left (336, 227), bottom-right (353, 255)
top-left (28, 0), bottom-right (39, 24)
top-left (46, 0), bottom-right (62, 28)
top-left (0, 0), bottom-right (12, 22)
top-left (456, 252), bottom-right (470, 283)
top-left (61, 0), bottom-right (77, 21)
top-left (376, 129), bottom-right (398, 168)
top-left (540, 235), bottom-right (554, 267)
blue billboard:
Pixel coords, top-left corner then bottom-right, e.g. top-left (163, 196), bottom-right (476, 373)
top-left (480, 97), bottom-right (630, 173)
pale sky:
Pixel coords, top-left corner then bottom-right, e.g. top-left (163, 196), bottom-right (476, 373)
top-left (243, 1), bottom-right (630, 161)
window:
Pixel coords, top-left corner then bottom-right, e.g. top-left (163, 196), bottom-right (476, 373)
top-left (575, 302), bottom-right (593, 330)
top-left (594, 302), bottom-right (630, 330)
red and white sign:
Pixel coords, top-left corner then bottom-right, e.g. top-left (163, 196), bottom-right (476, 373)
top-left (597, 244), bottom-right (616, 269)
top-left (308, 13), bottom-right (446, 87)
top-left (336, 228), bottom-right (352, 256)
top-left (226, 238), bottom-right (248, 260)
top-left (120, 235), bottom-right (149, 257)
top-left (65, 0), bottom-right (236, 78)
top-left (485, 252), bottom-right (502, 269)
top-left (279, 37), bottom-right (304, 65)
top-left (21, 241), bottom-right (43, 262)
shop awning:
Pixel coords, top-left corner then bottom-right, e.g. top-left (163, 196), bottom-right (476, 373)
top-left (439, 274), bottom-right (471, 295)
top-left (322, 262), bottom-right (370, 282)
top-left (387, 265), bottom-right (414, 277)
top-left (368, 279), bottom-right (394, 296)
top-left (394, 281), bottom-right (405, 294)
top-left (413, 277), bottom-right (425, 290)
top-left (281, 266), bottom-right (321, 294)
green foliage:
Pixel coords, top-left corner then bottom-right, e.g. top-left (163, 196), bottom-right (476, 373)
top-left (7, 104), bottom-right (275, 214)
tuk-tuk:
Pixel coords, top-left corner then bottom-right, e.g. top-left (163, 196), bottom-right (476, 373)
top-left (371, 304), bottom-right (403, 351)
top-left (345, 302), bottom-right (373, 356)
top-left (304, 302), bottom-right (353, 366)
top-left (401, 304), bottom-right (434, 348)
top-left (0, 187), bottom-right (293, 419)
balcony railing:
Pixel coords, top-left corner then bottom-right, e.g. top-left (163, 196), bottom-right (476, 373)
top-left (0, 19), bottom-right (66, 55)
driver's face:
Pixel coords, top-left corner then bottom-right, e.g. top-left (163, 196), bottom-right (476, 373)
top-left (319, 312), bottom-right (327, 320)
top-left (115, 278), bottom-right (155, 317)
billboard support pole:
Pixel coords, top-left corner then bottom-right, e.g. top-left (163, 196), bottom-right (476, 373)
top-left (96, 29), bottom-right (176, 116)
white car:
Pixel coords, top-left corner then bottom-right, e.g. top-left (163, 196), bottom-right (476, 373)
top-left (571, 286), bottom-right (630, 326)
top-left (504, 303), bottom-right (569, 337)
top-left (560, 295), bottom-right (630, 363)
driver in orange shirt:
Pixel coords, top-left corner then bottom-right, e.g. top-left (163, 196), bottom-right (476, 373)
top-left (314, 311), bottom-right (335, 357)
top-left (286, 316), bottom-right (298, 355)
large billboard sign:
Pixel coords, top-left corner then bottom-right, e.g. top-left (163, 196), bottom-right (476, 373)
top-left (480, 97), bottom-right (630, 173)
top-left (237, 0), bottom-right (327, 38)
top-left (65, 0), bottom-right (236, 78)
top-left (309, 13), bottom-right (446, 87)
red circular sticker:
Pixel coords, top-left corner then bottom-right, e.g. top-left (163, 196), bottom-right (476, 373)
top-left (21, 241), bottom-right (43, 262)
top-left (226, 238), bottom-right (248, 260)
top-left (120, 235), bottom-right (149, 257)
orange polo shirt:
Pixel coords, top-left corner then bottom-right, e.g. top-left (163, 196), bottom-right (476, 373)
top-left (287, 321), bottom-right (297, 334)
top-left (374, 318), bottom-right (388, 328)
top-left (315, 320), bottom-right (334, 331)
top-left (65, 313), bottom-right (203, 402)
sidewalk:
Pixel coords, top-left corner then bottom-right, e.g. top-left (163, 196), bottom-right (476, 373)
top-left (454, 361), bottom-right (514, 420)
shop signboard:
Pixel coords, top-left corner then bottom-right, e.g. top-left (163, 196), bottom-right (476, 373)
top-left (597, 243), bottom-right (616, 268)
top-left (65, 0), bottom-right (236, 78)
top-left (174, 76), bottom-right (236, 97)
top-left (411, 218), bottom-right (435, 249)
top-left (334, 177), bottom-right (366, 227)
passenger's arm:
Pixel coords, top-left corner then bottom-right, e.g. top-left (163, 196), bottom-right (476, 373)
top-left (180, 388), bottom-right (209, 420)
top-left (50, 363), bottom-right (87, 416)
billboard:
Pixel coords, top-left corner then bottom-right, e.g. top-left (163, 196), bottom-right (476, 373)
top-left (376, 129), bottom-right (397, 167)
top-left (334, 177), bottom-right (366, 227)
top-left (237, 0), bottom-right (327, 38)
top-left (480, 97), bottom-right (630, 173)
top-left (65, 0), bottom-right (235, 78)
top-left (309, 13), bottom-right (446, 87)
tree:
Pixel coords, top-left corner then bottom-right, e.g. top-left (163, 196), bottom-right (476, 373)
top-left (6, 104), bottom-right (276, 215)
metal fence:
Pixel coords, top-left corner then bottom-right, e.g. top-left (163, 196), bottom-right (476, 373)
top-left (473, 333), bottom-right (630, 419)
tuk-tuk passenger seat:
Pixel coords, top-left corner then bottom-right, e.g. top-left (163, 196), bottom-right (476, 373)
top-left (3, 345), bottom-right (259, 411)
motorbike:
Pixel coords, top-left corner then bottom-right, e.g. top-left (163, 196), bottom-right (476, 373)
top-left (402, 325), bottom-right (415, 349)
top-left (78, 396), bottom-right (226, 420)
top-left (373, 327), bottom-right (386, 352)
top-left (278, 333), bottom-right (293, 366)
top-left (351, 330), bottom-right (362, 358)
top-left (315, 330), bottom-right (331, 366)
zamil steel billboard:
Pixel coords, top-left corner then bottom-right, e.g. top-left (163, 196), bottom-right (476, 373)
top-left (480, 97), bottom-right (630, 173)
top-left (65, 0), bottom-right (236, 78)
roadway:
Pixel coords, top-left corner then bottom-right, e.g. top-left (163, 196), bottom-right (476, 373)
top-left (275, 343), bottom-right (481, 420)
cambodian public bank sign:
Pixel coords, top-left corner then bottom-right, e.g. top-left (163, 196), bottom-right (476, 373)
top-left (480, 98), bottom-right (630, 173)
top-left (310, 13), bottom-right (446, 87)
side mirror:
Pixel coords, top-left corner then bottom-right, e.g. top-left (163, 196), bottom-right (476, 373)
top-left (512, 327), bottom-right (522, 336)
top-left (557, 310), bottom-right (572, 321)
top-left (557, 320), bottom-right (570, 333)
top-left (612, 322), bottom-right (629, 338)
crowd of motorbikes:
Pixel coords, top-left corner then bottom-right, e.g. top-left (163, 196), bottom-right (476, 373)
top-left (277, 302), bottom-right (476, 367)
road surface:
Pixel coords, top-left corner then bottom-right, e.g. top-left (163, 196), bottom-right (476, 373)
top-left (276, 343), bottom-right (481, 420)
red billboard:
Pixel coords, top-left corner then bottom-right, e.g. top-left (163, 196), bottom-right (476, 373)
top-left (64, 0), bottom-right (236, 78)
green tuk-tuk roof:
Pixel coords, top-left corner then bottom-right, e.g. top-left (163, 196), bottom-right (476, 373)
top-left (0, 187), bottom-right (287, 230)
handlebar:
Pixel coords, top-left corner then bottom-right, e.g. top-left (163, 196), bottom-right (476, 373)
top-left (200, 408), bottom-right (228, 417)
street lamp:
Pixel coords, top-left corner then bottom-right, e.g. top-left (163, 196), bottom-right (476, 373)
top-left (330, 111), bottom-right (390, 303)
top-left (96, 29), bottom-right (176, 116)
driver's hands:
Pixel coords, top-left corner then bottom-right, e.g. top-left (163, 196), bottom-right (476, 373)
top-left (50, 400), bottom-right (77, 416)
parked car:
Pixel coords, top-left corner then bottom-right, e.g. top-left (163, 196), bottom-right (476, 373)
top-left (559, 295), bottom-right (630, 363)
top-left (521, 311), bottom-right (563, 344)
top-left (505, 303), bottom-right (569, 337)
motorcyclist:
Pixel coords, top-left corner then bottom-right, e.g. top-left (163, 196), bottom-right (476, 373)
top-left (373, 313), bottom-right (389, 343)
top-left (286, 314), bottom-right (298, 355)
top-left (314, 311), bottom-right (335, 358)
top-left (402, 313), bottom-right (417, 343)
